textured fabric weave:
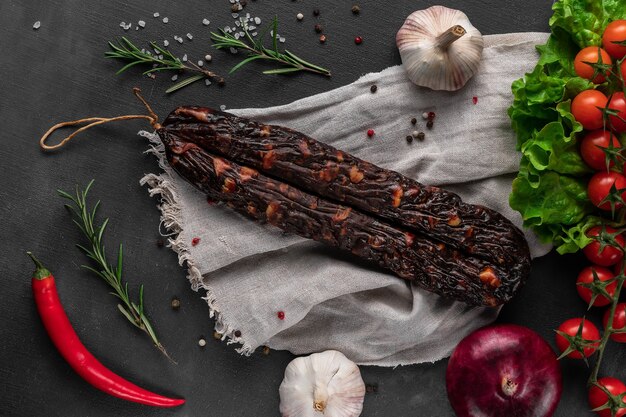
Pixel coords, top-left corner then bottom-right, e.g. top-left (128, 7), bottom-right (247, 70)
top-left (141, 32), bottom-right (551, 366)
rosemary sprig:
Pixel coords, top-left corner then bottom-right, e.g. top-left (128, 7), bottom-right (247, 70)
top-left (105, 37), bottom-right (224, 93)
top-left (58, 180), bottom-right (173, 362)
top-left (210, 17), bottom-right (331, 77)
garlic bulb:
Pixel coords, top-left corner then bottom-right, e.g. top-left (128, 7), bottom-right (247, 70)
top-left (396, 6), bottom-right (484, 91)
top-left (279, 350), bottom-right (365, 417)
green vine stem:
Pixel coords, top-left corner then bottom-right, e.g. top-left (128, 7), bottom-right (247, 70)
top-left (58, 180), bottom-right (174, 362)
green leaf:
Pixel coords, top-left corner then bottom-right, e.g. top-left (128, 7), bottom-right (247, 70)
top-left (262, 67), bottom-right (302, 75)
top-left (116, 243), bottom-right (123, 281)
top-left (229, 55), bottom-right (264, 74)
top-left (165, 74), bottom-right (205, 94)
top-left (117, 304), bottom-right (141, 329)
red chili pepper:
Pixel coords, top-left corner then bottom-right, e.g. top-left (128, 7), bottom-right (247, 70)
top-left (28, 252), bottom-right (185, 408)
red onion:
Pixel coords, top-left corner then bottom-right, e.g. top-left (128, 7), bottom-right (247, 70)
top-left (446, 324), bottom-right (562, 417)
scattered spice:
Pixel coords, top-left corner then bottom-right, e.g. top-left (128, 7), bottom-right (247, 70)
top-left (314, 24), bottom-right (323, 33)
top-left (472, 96), bottom-right (478, 105)
top-left (296, 13), bottom-right (304, 21)
top-left (213, 331), bottom-right (222, 340)
top-left (352, 5), bottom-right (361, 14)
top-left (427, 111), bottom-right (436, 119)
top-left (355, 36), bottom-right (363, 45)
top-left (406, 135), bottom-right (413, 143)
top-left (217, 78), bottom-right (225, 86)
top-left (156, 238), bottom-right (164, 248)
top-left (198, 337), bottom-right (206, 347)
top-left (370, 84), bottom-right (377, 93)
top-left (262, 345), bottom-right (271, 355)
top-left (319, 34), bottom-right (327, 43)
top-left (367, 129), bottom-right (375, 137)
top-left (365, 384), bottom-right (378, 393)
top-left (277, 311), bottom-right (285, 320)
top-left (231, 4), bottom-right (240, 13)
top-left (170, 297), bottom-right (181, 310)
top-left (426, 120), bottom-right (434, 129)
top-left (411, 117), bottom-right (417, 125)
top-left (191, 237), bottom-right (201, 246)
top-left (417, 132), bottom-right (426, 141)
top-left (313, 9), bottom-right (320, 16)
top-left (234, 330), bottom-right (242, 338)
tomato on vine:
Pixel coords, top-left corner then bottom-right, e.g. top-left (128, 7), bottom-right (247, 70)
top-left (588, 377), bottom-right (626, 417)
top-left (577, 266), bottom-right (617, 307)
top-left (603, 303), bottom-right (626, 343)
top-left (555, 318), bottom-right (601, 359)
top-left (580, 130), bottom-right (622, 170)
top-left (583, 226), bottom-right (625, 266)
top-left (608, 92), bottom-right (626, 133)
top-left (603, 19), bottom-right (626, 60)
top-left (572, 90), bottom-right (609, 130)
top-left (574, 46), bottom-right (613, 83)
top-left (587, 172), bottom-right (626, 211)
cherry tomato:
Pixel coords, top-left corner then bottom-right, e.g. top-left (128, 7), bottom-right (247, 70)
top-left (572, 90), bottom-right (609, 130)
top-left (583, 226), bottom-right (625, 266)
top-left (603, 20), bottom-right (626, 59)
top-left (580, 130), bottom-right (622, 170)
top-left (555, 318), bottom-right (601, 359)
top-left (588, 171), bottom-right (626, 211)
top-left (608, 92), bottom-right (626, 133)
top-left (576, 266), bottom-right (617, 307)
top-left (588, 377), bottom-right (626, 417)
top-left (574, 46), bottom-right (613, 83)
top-left (603, 303), bottom-right (626, 343)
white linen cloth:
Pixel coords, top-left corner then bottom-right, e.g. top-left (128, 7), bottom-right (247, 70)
top-left (141, 32), bottom-right (552, 366)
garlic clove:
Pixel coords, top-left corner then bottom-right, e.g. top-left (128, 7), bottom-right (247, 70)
top-left (396, 5), bottom-right (484, 91)
top-left (279, 350), bottom-right (365, 417)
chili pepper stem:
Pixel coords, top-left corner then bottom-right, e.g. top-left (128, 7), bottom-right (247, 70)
top-left (27, 252), bottom-right (51, 280)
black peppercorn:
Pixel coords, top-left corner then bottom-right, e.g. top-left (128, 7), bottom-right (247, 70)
top-left (170, 297), bottom-right (181, 310)
top-left (370, 84), bottom-right (377, 93)
top-left (231, 4), bottom-right (239, 12)
top-left (406, 135), bottom-right (413, 143)
top-left (410, 117), bottom-right (417, 125)
top-left (417, 132), bottom-right (426, 140)
top-left (217, 78), bottom-right (225, 86)
top-left (234, 330), bottom-right (242, 337)
top-left (313, 9), bottom-right (320, 16)
top-left (314, 24), bottom-right (323, 33)
top-left (262, 346), bottom-right (271, 355)
top-left (426, 120), bottom-right (434, 129)
top-left (352, 5), bottom-right (360, 14)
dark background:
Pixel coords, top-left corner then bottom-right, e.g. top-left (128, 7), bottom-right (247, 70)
top-left (2, 0), bottom-right (623, 416)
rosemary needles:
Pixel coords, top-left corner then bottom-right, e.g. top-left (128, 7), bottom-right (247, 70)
top-left (105, 37), bottom-right (224, 93)
top-left (211, 17), bottom-right (331, 77)
top-left (58, 180), bottom-right (173, 362)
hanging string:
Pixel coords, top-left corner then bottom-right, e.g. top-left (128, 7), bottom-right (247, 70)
top-left (39, 88), bottom-right (161, 151)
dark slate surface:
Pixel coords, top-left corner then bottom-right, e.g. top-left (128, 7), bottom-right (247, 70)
top-left (2, 0), bottom-right (621, 416)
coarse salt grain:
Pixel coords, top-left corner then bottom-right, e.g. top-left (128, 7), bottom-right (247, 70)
top-left (279, 37), bottom-right (286, 43)
top-left (138, 20), bottom-right (146, 28)
top-left (153, 12), bottom-right (160, 18)
top-left (163, 40), bottom-right (169, 46)
top-left (204, 54), bottom-right (212, 61)
top-left (296, 13), bottom-right (304, 20)
top-left (176, 36), bottom-right (183, 44)
top-left (162, 17), bottom-right (169, 23)
top-left (220, 105), bottom-right (227, 111)
top-left (422, 112), bottom-right (429, 119)
top-left (202, 18), bottom-right (210, 25)
top-left (33, 21), bottom-right (41, 30)
top-left (171, 74), bottom-right (178, 81)
top-left (205, 79), bottom-right (212, 86)
top-left (186, 33), bottom-right (193, 40)
top-left (198, 338), bottom-right (206, 347)
top-left (232, 13), bottom-right (239, 18)
top-left (230, 47), bottom-right (238, 54)
top-left (182, 54), bottom-right (188, 61)
top-left (254, 17), bottom-right (261, 24)
top-left (197, 60), bottom-right (204, 67)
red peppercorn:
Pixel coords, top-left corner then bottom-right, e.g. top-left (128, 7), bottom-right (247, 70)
top-left (367, 129), bottom-right (375, 137)
top-left (277, 311), bottom-right (285, 320)
top-left (355, 36), bottom-right (363, 45)
top-left (191, 237), bottom-right (201, 246)
top-left (427, 111), bottom-right (436, 120)
top-left (472, 96), bottom-right (478, 105)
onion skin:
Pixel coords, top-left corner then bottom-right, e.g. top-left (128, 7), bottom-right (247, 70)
top-left (446, 324), bottom-right (562, 417)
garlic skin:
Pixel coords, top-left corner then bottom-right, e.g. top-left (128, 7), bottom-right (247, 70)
top-left (396, 6), bottom-right (484, 91)
top-left (279, 350), bottom-right (365, 417)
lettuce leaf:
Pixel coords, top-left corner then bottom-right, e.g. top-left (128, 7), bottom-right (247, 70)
top-left (508, 0), bottom-right (626, 254)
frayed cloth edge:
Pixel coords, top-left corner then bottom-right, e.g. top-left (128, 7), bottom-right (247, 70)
top-left (138, 130), bottom-right (257, 356)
